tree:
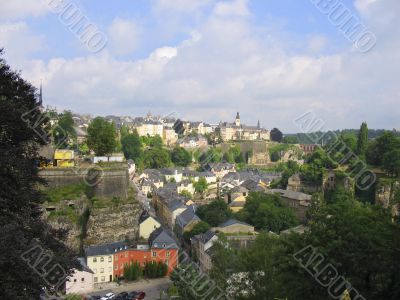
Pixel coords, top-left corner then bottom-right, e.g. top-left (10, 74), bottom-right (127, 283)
top-left (143, 148), bottom-right (171, 169)
top-left (0, 50), bottom-right (76, 299)
top-left (366, 131), bottom-right (400, 166)
top-left (121, 130), bottom-right (143, 162)
top-left (87, 117), bottom-right (117, 156)
top-left (194, 177), bottom-right (208, 194)
top-left (237, 192), bottom-right (298, 232)
top-left (283, 136), bottom-right (298, 144)
top-left (357, 122), bottom-right (368, 156)
top-left (171, 147), bottom-right (192, 166)
top-left (183, 221), bottom-right (211, 243)
top-left (196, 200), bottom-right (232, 227)
top-left (120, 124), bottom-right (130, 140)
top-left (53, 111), bottom-right (76, 148)
top-left (382, 149), bottom-right (400, 177)
top-left (123, 261), bottom-right (142, 281)
top-left (270, 128), bottom-right (283, 143)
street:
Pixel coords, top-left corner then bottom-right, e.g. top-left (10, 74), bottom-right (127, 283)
top-left (87, 277), bottom-right (172, 300)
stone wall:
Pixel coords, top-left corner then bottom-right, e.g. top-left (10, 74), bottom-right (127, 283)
top-left (39, 167), bottom-right (129, 199)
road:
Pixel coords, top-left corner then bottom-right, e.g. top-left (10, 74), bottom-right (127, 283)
top-left (88, 277), bottom-right (172, 300)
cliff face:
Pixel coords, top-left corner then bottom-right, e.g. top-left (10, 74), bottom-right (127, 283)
top-left (375, 179), bottom-right (400, 207)
top-left (85, 201), bottom-right (142, 246)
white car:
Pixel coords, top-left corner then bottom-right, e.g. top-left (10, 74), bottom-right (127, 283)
top-left (100, 292), bottom-right (115, 300)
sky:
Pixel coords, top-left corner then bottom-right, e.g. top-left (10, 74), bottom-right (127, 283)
top-left (0, 0), bottom-right (399, 132)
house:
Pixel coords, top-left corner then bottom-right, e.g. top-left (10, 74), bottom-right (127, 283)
top-left (54, 149), bottom-right (74, 167)
top-left (191, 230), bottom-right (218, 273)
top-left (225, 186), bottom-right (249, 212)
top-left (206, 163), bottom-right (236, 178)
top-left (85, 241), bottom-right (128, 284)
top-left (148, 228), bottom-right (179, 274)
top-left (270, 189), bottom-right (312, 222)
top-left (74, 126), bottom-right (87, 144)
top-left (160, 168), bottom-right (183, 183)
top-left (113, 229), bottom-right (179, 278)
top-left (213, 219), bottom-right (255, 235)
top-left (178, 135), bottom-right (208, 149)
top-left (163, 127), bottom-right (178, 146)
top-left (175, 206), bottom-right (201, 238)
top-left (152, 188), bottom-right (188, 229)
top-left (65, 258), bottom-right (94, 294)
top-left (139, 211), bottom-right (161, 239)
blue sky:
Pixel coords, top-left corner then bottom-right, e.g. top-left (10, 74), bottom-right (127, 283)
top-left (1, 0), bottom-right (399, 131)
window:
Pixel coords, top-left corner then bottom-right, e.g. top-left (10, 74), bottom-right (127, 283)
top-left (93, 257), bottom-right (97, 263)
top-left (81, 278), bottom-right (84, 282)
top-left (93, 268), bottom-right (97, 274)
top-left (100, 268), bottom-right (104, 273)
top-left (115, 256), bottom-right (118, 261)
top-left (165, 259), bottom-right (169, 266)
top-left (166, 251), bottom-right (170, 257)
top-left (163, 244), bottom-right (166, 248)
top-left (100, 257), bottom-right (104, 262)
top-left (73, 279), bottom-right (77, 282)
top-left (94, 277), bottom-right (98, 283)
top-left (101, 276), bottom-right (105, 282)
top-left (152, 251), bottom-right (157, 257)
top-left (108, 256), bottom-right (112, 262)
top-left (115, 265), bottom-right (118, 270)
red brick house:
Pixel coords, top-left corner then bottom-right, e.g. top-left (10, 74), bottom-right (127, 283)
top-left (113, 228), bottom-right (179, 279)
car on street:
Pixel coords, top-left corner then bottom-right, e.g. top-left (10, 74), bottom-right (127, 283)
top-left (100, 292), bottom-right (115, 300)
top-left (115, 291), bottom-right (129, 300)
top-left (127, 291), bottom-right (146, 300)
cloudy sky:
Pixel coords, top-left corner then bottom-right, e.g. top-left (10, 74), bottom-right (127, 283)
top-left (1, 0), bottom-right (399, 132)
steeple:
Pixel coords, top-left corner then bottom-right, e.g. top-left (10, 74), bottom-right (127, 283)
top-left (257, 120), bottom-right (260, 129)
top-left (235, 112), bottom-right (241, 127)
top-left (39, 81), bottom-right (43, 107)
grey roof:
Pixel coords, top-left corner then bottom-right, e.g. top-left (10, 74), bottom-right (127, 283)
top-left (193, 230), bottom-right (216, 244)
top-left (85, 241), bottom-right (128, 257)
top-left (149, 228), bottom-right (178, 249)
top-left (230, 186), bottom-right (249, 194)
top-left (218, 219), bottom-right (252, 228)
top-left (77, 257), bottom-right (94, 274)
top-left (207, 163), bottom-right (235, 172)
top-left (176, 206), bottom-right (200, 228)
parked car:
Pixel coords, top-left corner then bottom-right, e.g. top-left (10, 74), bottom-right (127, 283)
top-left (100, 292), bottom-right (115, 300)
top-left (115, 292), bottom-right (128, 300)
top-left (128, 291), bottom-right (145, 300)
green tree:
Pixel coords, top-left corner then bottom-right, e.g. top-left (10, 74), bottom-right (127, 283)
top-left (196, 200), bottom-right (232, 227)
top-left (120, 124), bottom-right (130, 140)
top-left (87, 117), bottom-right (117, 155)
top-left (194, 177), bottom-right (208, 194)
top-left (283, 136), bottom-right (298, 144)
top-left (237, 192), bottom-right (298, 232)
top-left (0, 50), bottom-right (76, 299)
top-left (367, 131), bottom-right (400, 165)
top-left (171, 146), bottom-right (192, 166)
top-left (183, 221), bottom-right (211, 243)
top-left (383, 149), bottom-right (400, 177)
top-left (143, 148), bottom-right (171, 169)
top-left (53, 111), bottom-right (76, 148)
top-left (356, 122), bottom-right (368, 157)
top-left (121, 130), bottom-right (143, 162)
top-left (270, 128), bottom-right (283, 143)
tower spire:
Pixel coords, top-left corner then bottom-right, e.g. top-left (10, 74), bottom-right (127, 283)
top-left (39, 80), bottom-right (43, 107)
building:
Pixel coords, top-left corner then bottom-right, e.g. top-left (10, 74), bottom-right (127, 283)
top-left (191, 230), bottom-right (218, 273)
top-left (206, 163), bottom-right (236, 179)
top-left (139, 211), bottom-right (161, 239)
top-left (213, 219), bottom-right (255, 235)
top-left (160, 168), bottom-right (183, 183)
top-left (178, 135), bottom-right (208, 149)
top-left (270, 189), bottom-right (312, 222)
top-left (152, 188), bottom-right (188, 229)
top-left (217, 113), bottom-right (270, 141)
top-left (54, 149), bottom-right (75, 167)
top-left (163, 127), bottom-right (178, 146)
top-left (175, 206), bottom-right (201, 238)
top-left (113, 229), bottom-right (179, 278)
top-left (85, 241), bottom-right (128, 284)
top-left (65, 258), bottom-right (94, 295)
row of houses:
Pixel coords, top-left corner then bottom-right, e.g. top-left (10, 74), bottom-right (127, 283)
top-left (66, 228), bottom-right (178, 294)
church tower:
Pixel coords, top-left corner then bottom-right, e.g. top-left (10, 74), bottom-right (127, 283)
top-left (235, 112), bottom-right (241, 127)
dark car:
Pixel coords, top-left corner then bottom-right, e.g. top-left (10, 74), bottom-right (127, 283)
top-left (132, 291), bottom-right (146, 300)
top-left (115, 292), bottom-right (129, 300)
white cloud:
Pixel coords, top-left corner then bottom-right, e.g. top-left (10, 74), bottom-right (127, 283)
top-left (108, 18), bottom-right (141, 56)
top-left (213, 0), bottom-right (250, 17)
top-left (2, 0), bottom-right (400, 131)
top-left (152, 0), bottom-right (214, 13)
top-left (0, 0), bottom-right (49, 21)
